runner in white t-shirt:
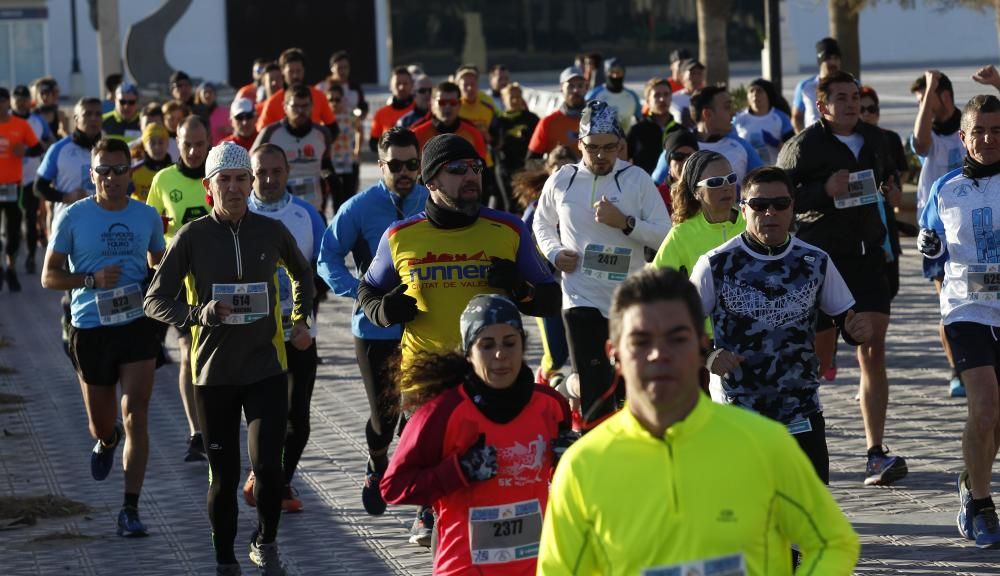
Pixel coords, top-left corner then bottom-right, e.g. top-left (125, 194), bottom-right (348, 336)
top-left (792, 38), bottom-right (842, 133)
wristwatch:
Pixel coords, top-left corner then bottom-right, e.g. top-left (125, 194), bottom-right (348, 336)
top-left (622, 215), bottom-right (636, 236)
top-left (84, 273), bottom-right (96, 289)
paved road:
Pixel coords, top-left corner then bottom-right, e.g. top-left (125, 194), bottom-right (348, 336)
top-left (2, 165), bottom-right (999, 575)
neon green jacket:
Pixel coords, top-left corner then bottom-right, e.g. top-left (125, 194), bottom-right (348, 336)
top-left (538, 394), bottom-right (859, 575)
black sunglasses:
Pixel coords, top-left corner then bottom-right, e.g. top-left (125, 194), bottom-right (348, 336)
top-left (234, 113), bottom-right (254, 121)
top-left (119, 99), bottom-right (137, 106)
top-left (93, 164), bottom-right (130, 176)
top-left (860, 105), bottom-right (879, 114)
top-left (416, 87), bottom-right (433, 95)
top-left (743, 196), bottom-right (792, 212)
top-left (669, 151), bottom-right (692, 162)
top-left (442, 159), bottom-right (484, 176)
top-left (384, 158), bottom-right (420, 173)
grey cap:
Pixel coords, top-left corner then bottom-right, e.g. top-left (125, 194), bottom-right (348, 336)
top-left (559, 66), bottom-right (584, 85)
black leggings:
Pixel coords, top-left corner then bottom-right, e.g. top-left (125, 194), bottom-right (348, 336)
top-left (0, 198), bottom-right (22, 259)
top-left (563, 307), bottom-right (616, 429)
top-left (195, 374), bottom-right (288, 563)
top-left (354, 337), bottom-right (400, 466)
top-left (22, 182), bottom-right (38, 258)
top-left (793, 412), bottom-right (830, 485)
top-left (283, 339), bottom-right (317, 485)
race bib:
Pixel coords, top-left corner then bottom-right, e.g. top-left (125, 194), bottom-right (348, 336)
top-left (288, 176), bottom-right (320, 201)
top-left (212, 282), bottom-right (269, 325)
top-left (0, 183), bottom-right (17, 203)
top-left (95, 283), bottom-right (144, 326)
top-left (965, 264), bottom-right (1000, 301)
top-left (834, 169), bottom-right (880, 209)
top-left (643, 552), bottom-right (746, 576)
top-left (787, 418), bottom-right (813, 436)
top-left (124, 129), bottom-right (142, 141)
top-left (582, 244), bottom-right (632, 282)
top-left (468, 499), bottom-right (543, 565)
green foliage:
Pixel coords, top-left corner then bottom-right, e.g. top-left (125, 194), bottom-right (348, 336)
top-left (730, 84), bottom-right (749, 111)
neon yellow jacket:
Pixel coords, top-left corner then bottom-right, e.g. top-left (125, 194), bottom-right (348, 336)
top-left (538, 394), bottom-right (859, 575)
top-left (652, 209), bottom-right (745, 277)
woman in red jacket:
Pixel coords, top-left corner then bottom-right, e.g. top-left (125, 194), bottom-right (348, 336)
top-left (381, 294), bottom-right (574, 575)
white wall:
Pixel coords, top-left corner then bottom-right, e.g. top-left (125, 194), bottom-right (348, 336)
top-left (787, 0), bottom-right (999, 70)
top-left (46, 0), bottom-right (228, 96)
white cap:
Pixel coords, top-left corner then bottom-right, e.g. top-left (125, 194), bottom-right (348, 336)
top-left (230, 97), bottom-right (255, 119)
top-left (205, 141), bottom-right (251, 180)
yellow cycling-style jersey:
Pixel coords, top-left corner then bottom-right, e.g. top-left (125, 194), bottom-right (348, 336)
top-left (538, 394), bottom-right (859, 575)
top-left (145, 165), bottom-right (210, 242)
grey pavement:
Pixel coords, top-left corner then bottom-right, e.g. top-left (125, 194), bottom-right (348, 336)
top-left (2, 170), bottom-right (1000, 574)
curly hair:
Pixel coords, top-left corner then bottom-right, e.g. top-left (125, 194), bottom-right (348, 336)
top-left (512, 169), bottom-right (550, 211)
top-left (392, 351), bottom-right (471, 412)
top-left (669, 178), bottom-right (701, 224)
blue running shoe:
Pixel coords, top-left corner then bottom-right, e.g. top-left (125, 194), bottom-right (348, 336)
top-left (949, 376), bottom-right (966, 398)
top-left (91, 423), bottom-right (123, 481)
top-left (958, 470), bottom-right (975, 540)
top-left (864, 448), bottom-right (908, 486)
top-left (116, 506), bottom-right (148, 537)
top-left (974, 507), bottom-right (1000, 549)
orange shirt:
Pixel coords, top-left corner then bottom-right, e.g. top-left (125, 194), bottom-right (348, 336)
top-left (0, 115), bottom-right (39, 184)
top-left (236, 83), bottom-right (257, 102)
top-left (256, 86), bottom-right (336, 131)
top-left (370, 101), bottom-right (415, 141)
top-left (527, 110), bottom-right (580, 156)
top-left (411, 119), bottom-right (489, 165)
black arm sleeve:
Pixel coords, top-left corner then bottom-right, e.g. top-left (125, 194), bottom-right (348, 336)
top-left (24, 143), bottom-right (43, 158)
top-left (34, 176), bottom-right (62, 202)
top-left (525, 150), bottom-right (544, 162)
top-left (357, 278), bottom-right (393, 327)
top-left (831, 309), bottom-right (862, 346)
top-left (514, 281), bottom-right (561, 318)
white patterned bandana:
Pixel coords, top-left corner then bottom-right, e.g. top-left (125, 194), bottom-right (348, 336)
top-left (579, 100), bottom-right (622, 139)
top-left (205, 141), bottom-right (252, 180)
top-left (460, 294), bottom-right (523, 353)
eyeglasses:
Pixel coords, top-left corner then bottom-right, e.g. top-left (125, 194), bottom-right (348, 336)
top-left (93, 164), bottom-right (130, 176)
top-left (442, 159), bottom-right (484, 176)
top-left (384, 158), bottom-right (420, 173)
top-left (669, 151), bottom-right (692, 162)
top-left (234, 113), bottom-right (254, 121)
top-left (696, 172), bottom-right (738, 188)
top-left (582, 142), bottom-right (619, 155)
top-left (288, 103), bottom-right (312, 112)
top-left (119, 99), bottom-right (137, 106)
top-left (860, 105), bottom-right (879, 114)
top-left (416, 87), bottom-right (433, 95)
top-left (436, 98), bottom-right (460, 107)
top-left (742, 196), bottom-right (792, 212)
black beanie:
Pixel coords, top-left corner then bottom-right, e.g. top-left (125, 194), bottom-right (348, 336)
top-left (815, 38), bottom-right (841, 63)
top-left (664, 128), bottom-right (699, 158)
top-left (421, 134), bottom-right (481, 183)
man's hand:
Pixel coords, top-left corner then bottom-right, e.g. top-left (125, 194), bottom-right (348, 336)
top-left (290, 320), bottom-right (311, 350)
top-left (554, 250), bottom-right (580, 273)
top-left (973, 65), bottom-right (1000, 90)
top-left (881, 179), bottom-right (901, 208)
top-left (487, 258), bottom-right (522, 293)
top-left (917, 228), bottom-right (943, 257)
top-left (824, 170), bottom-right (850, 199)
top-left (380, 283), bottom-right (418, 325)
top-left (707, 349), bottom-right (744, 377)
top-left (93, 264), bottom-right (122, 288)
top-left (198, 300), bottom-right (232, 327)
top-left (924, 70), bottom-right (941, 99)
top-left (593, 196), bottom-right (627, 229)
top-left (844, 310), bottom-right (872, 344)
top-left (11, 142), bottom-right (26, 158)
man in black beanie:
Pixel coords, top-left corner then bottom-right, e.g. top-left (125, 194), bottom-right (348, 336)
top-left (792, 37), bottom-right (842, 132)
top-left (355, 133), bottom-right (560, 546)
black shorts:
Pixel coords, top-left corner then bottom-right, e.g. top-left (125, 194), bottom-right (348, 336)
top-left (944, 322), bottom-right (1000, 376)
top-left (69, 316), bottom-right (160, 387)
top-left (817, 251), bottom-right (891, 330)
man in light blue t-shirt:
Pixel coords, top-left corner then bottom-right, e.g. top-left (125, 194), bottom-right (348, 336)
top-left (792, 37), bottom-right (842, 133)
top-left (42, 137), bottom-right (165, 538)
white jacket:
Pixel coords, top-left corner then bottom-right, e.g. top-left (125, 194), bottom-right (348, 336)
top-left (533, 159), bottom-right (670, 317)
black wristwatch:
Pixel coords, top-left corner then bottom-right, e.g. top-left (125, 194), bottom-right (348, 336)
top-left (622, 215), bottom-right (636, 236)
top-left (84, 273), bottom-right (96, 289)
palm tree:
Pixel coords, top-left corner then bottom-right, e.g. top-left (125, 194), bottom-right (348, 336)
top-left (697, 0), bottom-right (734, 85)
top-left (828, 0), bottom-right (862, 77)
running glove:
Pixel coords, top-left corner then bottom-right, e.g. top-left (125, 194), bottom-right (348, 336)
top-left (917, 228), bottom-right (943, 258)
top-left (459, 433), bottom-right (497, 482)
top-left (552, 428), bottom-right (581, 465)
top-left (488, 258), bottom-right (531, 301)
top-left (380, 283), bottom-right (418, 325)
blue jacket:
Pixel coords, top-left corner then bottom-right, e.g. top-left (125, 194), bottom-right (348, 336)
top-left (317, 179), bottom-right (430, 340)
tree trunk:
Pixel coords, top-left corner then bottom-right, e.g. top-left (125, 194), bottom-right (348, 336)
top-left (828, 0), bottom-right (861, 78)
top-left (995, 0), bottom-right (1000, 63)
top-left (697, 0), bottom-right (733, 85)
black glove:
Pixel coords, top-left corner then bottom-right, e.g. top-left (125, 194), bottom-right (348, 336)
top-left (488, 257), bottom-right (532, 301)
top-left (917, 228), bottom-right (943, 258)
top-left (458, 433), bottom-right (497, 482)
top-left (380, 283), bottom-right (418, 325)
top-left (552, 428), bottom-right (580, 465)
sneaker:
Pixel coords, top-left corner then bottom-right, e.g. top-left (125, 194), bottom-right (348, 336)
top-left (361, 460), bottom-right (387, 516)
top-left (281, 484), bottom-right (303, 513)
top-left (864, 448), bottom-right (908, 486)
top-left (91, 423), bottom-right (123, 481)
top-left (243, 471), bottom-right (256, 507)
top-left (249, 531), bottom-right (287, 576)
top-left (949, 376), bottom-right (966, 398)
top-left (216, 564), bottom-right (242, 576)
top-left (973, 507), bottom-right (1000, 549)
top-left (116, 505), bottom-right (148, 537)
top-left (408, 506), bottom-right (434, 547)
top-left (5, 268), bottom-right (20, 292)
top-left (185, 432), bottom-right (207, 462)
top-left (822, 366), bottom-right (837, 381)
top-left (958, 471), bottom-right (975, 540)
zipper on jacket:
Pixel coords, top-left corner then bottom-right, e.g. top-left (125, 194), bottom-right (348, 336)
top-left (666, 440), bottom-right (679, 512)
top-left (230, 219), bottom-right (244, 280)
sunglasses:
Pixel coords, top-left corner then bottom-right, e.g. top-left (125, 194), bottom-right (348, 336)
top-left (742, 196), bottom-right (792, 212)
top-left (696, 172), bottom-right (738, 188)
top-left (860, 105), bottom-right (879, 114)
top-left (416, 87), bottom-right (433, 95)
top-left (442, 159), bottom-right (484, 176)
top-left (234, 113), bottom-right (254, 121)
top-left (93, 164), bottom-right (130, 176)
top-left (669, 151), bottom-right (692, 162)
top-left (384, 158), bottom-right (420, 173)
top-left (582, 142), bottom-right (619, 155)
top-left (436, 98), bottom-right (460, 107)
top-left (119, 99), bottom-right (137, 106)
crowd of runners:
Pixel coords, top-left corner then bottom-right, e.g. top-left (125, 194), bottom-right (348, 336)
top-left (4, 34), bottom-right (1000, 574)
